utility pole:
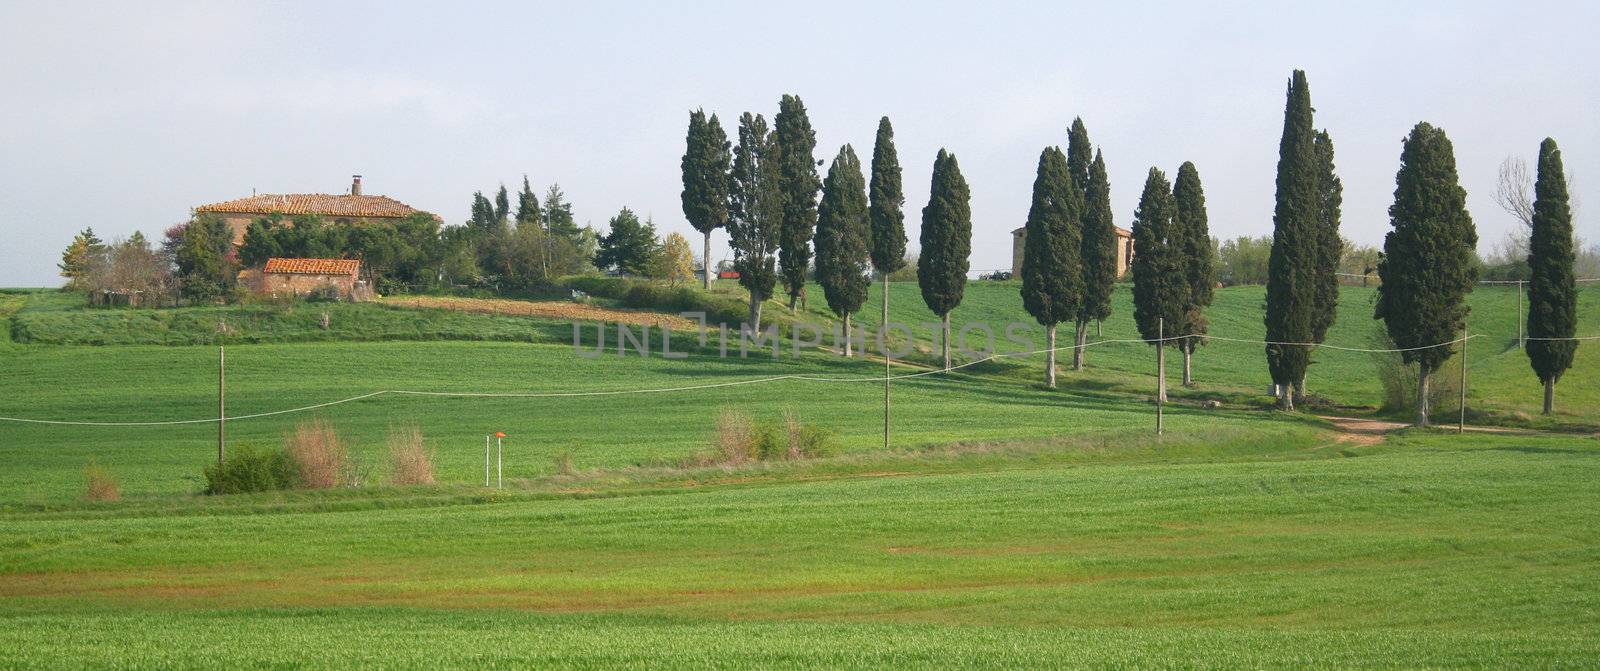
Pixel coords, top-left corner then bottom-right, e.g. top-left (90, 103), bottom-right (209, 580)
top-left (1156, 317), bottom-right (1165, 436)
top-left (218, 345), bottom-right (225, 464)
top-left (1516, 280), bottom-right (1524, 348)
top-left (883, 274), bottom-right (890, 451)
top-left (1458, 316), bottom-right (1468, 434)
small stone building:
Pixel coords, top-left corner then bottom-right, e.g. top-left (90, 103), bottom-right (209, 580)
top-left (1011, 225), bottom-right (1135, 278)
top-left (195, 176), bottom-right (432, 246)
top-left (242, 258), bottom-right (372, 301)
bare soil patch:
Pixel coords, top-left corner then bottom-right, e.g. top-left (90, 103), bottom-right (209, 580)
top-left (382, 296), bottom-right (698, 330)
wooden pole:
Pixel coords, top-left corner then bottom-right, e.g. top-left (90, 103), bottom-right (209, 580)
top-left (1156, 317), bottom-right (1165, 436)
top-left (1516, 280), bottom-right (1524, 348)
top-left (217, 345), bottom-right (225, 464)
top-left (484, 435), bottom-right (490, 487)
top-left (882, 273), bottom-right (890, 451)
top-left (1458, 316), bottom-right (1468, 434)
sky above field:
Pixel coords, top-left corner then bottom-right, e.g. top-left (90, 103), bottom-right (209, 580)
top-left (1, 1), bottom-right (1596, 286)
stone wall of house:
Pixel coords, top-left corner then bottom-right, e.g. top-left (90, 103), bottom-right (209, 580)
top-left (1011, 229), bottom-right (1135, 278)
top-left (256, 272), bottom-right (371, 301)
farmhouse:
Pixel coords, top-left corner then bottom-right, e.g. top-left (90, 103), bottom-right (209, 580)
top-left (1011, 225), bottom-right (1135, 278)
top-left (195, 175), bottom-right (432, 246)
top-left (240, 257), bottom-right (372, 301)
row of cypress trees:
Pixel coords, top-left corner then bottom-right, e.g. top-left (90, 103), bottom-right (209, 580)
top-left (1268, 70), bottom-right (1579, 424)
top-left (1019, 119), bottom-right (1123, 387)
top-left (684, 82), bottom-right (1580, 421)
top-left (680, 96), bottom-right (971, 364)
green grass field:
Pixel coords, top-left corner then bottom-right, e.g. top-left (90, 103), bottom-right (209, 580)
top-left (1, 283), bottom-right (1597, 667)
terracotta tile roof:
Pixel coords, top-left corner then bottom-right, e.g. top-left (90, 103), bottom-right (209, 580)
top-left (196, 193), bottom-right (422, 219)
top-left (263, 258), bottom-right (361, 276)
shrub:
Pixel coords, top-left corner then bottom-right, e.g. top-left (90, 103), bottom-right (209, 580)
top-left (698, 408), bottom-right (833, 466)
top-left (203, 446), bottom-right (297, 494)
top-left (1370, 325), bottom-right (1463, 416)
top-left (386, 425), bottom-right (435, 485)
top-left (285, 420), bottom-right (348, 489)
top-left (713, 409), bottom-right (756, 464)
top-left (751, 422), bottom-right (783, 461)
top-left (83, 461), bottom-right (119, 502)
top-left (553, 451), bottom-right (576, 476)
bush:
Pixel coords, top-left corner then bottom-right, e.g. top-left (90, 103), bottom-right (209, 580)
top-left (386, 425), bottom-right (435, 486)
top-left (784, 409), bottom-right (834, 458)
top-left (203, 446), bottom-right (297, 494)
top-left (285, 420), bottom-right (348, 489)
top-left (83, 461), bottom-right (119, 502)
top-left (697, 408), bottom-right (833, 466)
top-left (713, 409), bottom-right (756, 464)
top-left (1369, 325), bottom-right (1463, 416)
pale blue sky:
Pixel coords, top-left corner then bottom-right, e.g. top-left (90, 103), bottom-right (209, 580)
top-left (1, 0), bottom-right (1595, 286)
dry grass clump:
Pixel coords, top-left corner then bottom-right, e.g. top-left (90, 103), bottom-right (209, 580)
top-left (286, 420), bottom-right (348, 489)
top-left (386, 425), bottom-right (435, 485)
top-left (689, 408), bottom-right (833, 467)
top-left (83, 461), bottom-right (119, 502)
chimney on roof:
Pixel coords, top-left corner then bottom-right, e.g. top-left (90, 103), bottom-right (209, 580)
top-left (351, 175), bottom-right (363, 196)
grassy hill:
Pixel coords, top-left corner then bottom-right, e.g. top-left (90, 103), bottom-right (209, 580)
top-left (2, 284), bottom-right (1598, 667)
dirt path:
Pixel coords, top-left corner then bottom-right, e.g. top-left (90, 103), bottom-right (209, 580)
top-left (1315, 415), bottom-right (1536, 443)
top-left (381, 296), bottom-right (699, 330)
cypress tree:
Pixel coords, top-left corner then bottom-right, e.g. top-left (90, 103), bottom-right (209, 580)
top-left (1173, 161), bottom-right (1214, 387)
top-left (1066, 118), bottom-right (1092, 195)
top-left (515, 176), bottom-right (541, 227)
top-left (1525, 137), bottom-right (1577, 414)
top-left (774, 94), bottom-right (821, 311)
top-left (1265, 70), bottom-right (1318, 410)
top-left (1076, 149), bottom-right (1117, 368)
top-left (815, 145), bottom-right (872, 355)
top-left (918, 150), bottom-right (972, 370)
top-left (493, 185), bottom-right (511, 229)
top-left (1304, 129), bottom-right (1344, 397)
top-left (1375, 122), bottom-right (1478, 427)
top-left (1131, 167), bottom-right (1188, 402)
top-left (680, 109), bottom-right (731, 290)
top-left (869, 117), bottom-right (907, 338)
top-left (727, 113), bottom-right (782, 330)
top-left (542, 184), bottom-right (579, 241)
top-left (1019, 146), bottom-right (1084, 387)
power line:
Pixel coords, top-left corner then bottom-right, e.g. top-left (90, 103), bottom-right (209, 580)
top-left (1, 330), bottom-right (1591, 427)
